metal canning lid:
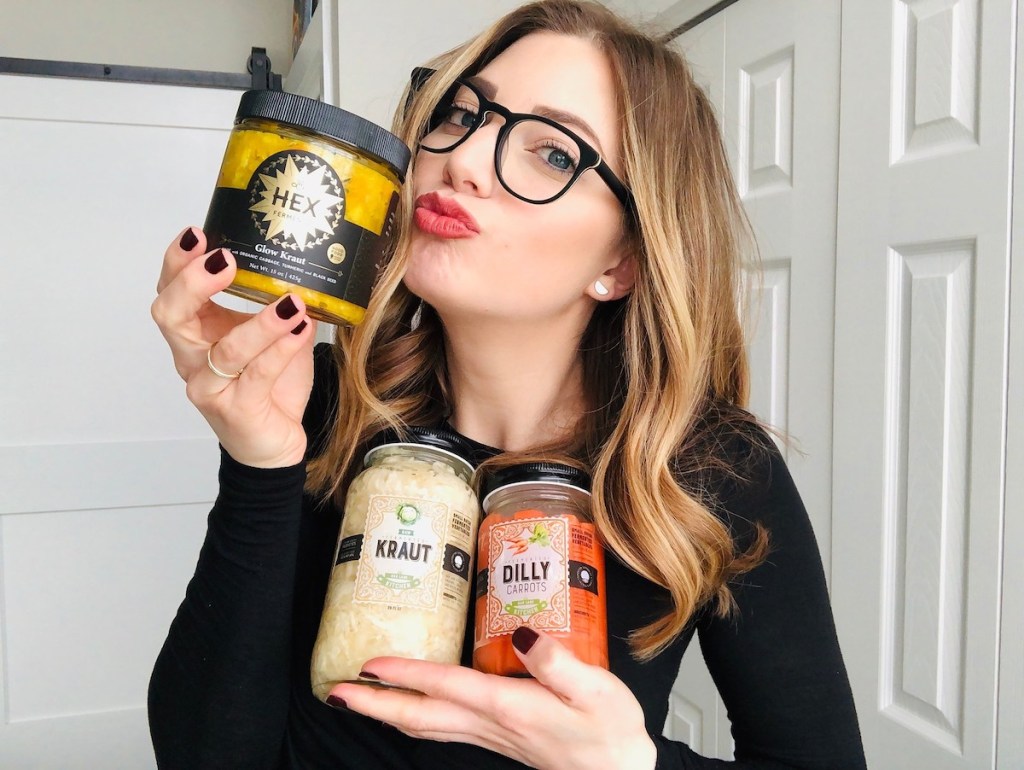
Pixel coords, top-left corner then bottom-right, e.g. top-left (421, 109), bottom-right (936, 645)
top-left (480, 462), bottom-right (592, 507)
top-left (363, 426), bottom-right (477, 475)
top-left (236, 89), bottom-right (411, 181)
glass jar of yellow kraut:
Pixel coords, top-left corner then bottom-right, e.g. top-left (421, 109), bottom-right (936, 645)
top-left (204, 90), bottom-right (411, 326)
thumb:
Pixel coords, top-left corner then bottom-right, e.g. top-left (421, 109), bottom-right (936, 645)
top-left (511, 627), bottom-right (593, 704)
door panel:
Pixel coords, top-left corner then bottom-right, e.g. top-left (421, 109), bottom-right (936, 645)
top-left (832, 0), bottom-right (1014, 766)
top-left (0, 74), bottom-right (244, 769)
top-left (670, 0), bottom-right (842, 757)
top-left (998, 9), bottom-right (1024, 767)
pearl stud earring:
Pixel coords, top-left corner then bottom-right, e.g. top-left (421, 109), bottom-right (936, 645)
top-left (594, 281), bottom-right (610, 296)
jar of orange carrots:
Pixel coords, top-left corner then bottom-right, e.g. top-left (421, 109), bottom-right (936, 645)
top-left (474, 463), bottom-right (608, 676)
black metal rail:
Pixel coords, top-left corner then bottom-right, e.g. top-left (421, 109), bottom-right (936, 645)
top-left (0, 46), bottom-right (281, 90)
top-left (661, 0), bottom-right (744, 41)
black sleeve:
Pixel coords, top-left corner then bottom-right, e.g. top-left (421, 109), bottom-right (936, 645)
top-left (148, 344), bottom-right (338, 770)
top-left (653, 435), bottom-right (867, 770)
top-left (148, 453), bottom-right (306, 769)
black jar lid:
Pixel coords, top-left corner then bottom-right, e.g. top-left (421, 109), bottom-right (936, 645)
top-left (363, 426), bottom-right (476, 471)
top-left (236, 89), bottom-right (412, 181)
top-left (480, 462), bottom-right (592, 503)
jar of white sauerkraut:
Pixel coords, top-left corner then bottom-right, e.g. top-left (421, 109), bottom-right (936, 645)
top-left (311, 427), bottom-right (479, 700)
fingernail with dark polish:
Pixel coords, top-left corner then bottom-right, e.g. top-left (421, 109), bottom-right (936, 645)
top-left (511, 626), bottom-right (539, 654)
top-left (276, 295), bottom-right (298, 320)
top-left (326, 695), bottom-right (348, 710)
top-left (204, 249), bottom-right (228, 274)
top-left (358, 670), bottom-right (380, 681)
top-left (291, 320), bottom-right (307, 336)
top-left (179, 227), bottom-right (198, 251)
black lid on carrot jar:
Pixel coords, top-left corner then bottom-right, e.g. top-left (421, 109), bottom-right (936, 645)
top-left (363, 426), bottom-right (476, 469)
top-left (480, 462), bottom-right (592, 502)
top-left (236, 89), bottom-right (412, 181)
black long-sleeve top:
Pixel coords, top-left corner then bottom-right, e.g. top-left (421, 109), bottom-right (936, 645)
top-left (148, 343), bottom-right (866, 769)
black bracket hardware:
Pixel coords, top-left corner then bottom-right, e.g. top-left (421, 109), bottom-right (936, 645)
top-left (247, 47), bottom-right (276, 90)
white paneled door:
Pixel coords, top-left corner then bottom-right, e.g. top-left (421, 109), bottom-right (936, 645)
top-left (668, 0), bottom-right (842, 758)
top-left (832, 0), bottom-right (1016, 768)
top-left (0, 75), bottom-right (241, 769)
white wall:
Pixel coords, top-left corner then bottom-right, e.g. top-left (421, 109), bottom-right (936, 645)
top-left (0, 74), bottom-right (241, 768)
top-left (319, 0), bottom-right (685, 130)
top-left (320, 0), bottom-right (526, 128)
top-left (0, 0), bottom-right (294, 77)
top-left (0, 0), bottom-right (693, 119)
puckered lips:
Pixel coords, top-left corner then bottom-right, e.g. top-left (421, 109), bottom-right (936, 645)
top-left (414, 192), bottom-right (481, 239)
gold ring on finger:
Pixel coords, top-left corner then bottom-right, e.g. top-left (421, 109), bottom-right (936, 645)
top-left (207, 345), bottom-right (244, 380)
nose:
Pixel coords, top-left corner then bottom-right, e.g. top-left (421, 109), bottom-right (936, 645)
top-left (442, 113), bottom-right (503, 197)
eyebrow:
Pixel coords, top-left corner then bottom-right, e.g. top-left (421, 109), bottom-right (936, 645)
top-left (465, 75), bottom-right (608, 156)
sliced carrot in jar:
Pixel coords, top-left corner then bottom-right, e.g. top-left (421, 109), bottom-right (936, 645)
top-left (474, 507), bottom-right (607, 676)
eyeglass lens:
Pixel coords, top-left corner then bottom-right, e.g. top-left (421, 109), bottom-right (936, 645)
top-left (421, 83), bottom-right (585, 203)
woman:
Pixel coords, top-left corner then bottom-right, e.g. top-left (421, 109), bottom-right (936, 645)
top-left (148, 1), bottom-right (866, 768)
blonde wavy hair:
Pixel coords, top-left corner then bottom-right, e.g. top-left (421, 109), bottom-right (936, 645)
top-left (308, 0), bottom-right (768, 660)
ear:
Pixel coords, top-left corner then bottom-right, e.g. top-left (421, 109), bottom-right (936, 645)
top-left (588, 255), bottom-right (637, 301)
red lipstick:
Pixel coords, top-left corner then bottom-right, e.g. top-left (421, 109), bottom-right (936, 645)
top-left (414, 192), bottom-right (480, 239)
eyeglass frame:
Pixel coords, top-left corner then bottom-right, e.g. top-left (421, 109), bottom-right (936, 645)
top-left (410, 66), bottom-right (636, 215)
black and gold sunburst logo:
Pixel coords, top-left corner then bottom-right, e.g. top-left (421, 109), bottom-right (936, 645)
top-left (248, 151), bottom-right (345, 252)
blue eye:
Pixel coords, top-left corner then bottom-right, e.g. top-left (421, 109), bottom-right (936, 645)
top-left (442, 102), bottom-right (478, 131)
top-left (544, 148), bottom-right (575, 171)
top-left (534, 141), bottom-right (578, 175)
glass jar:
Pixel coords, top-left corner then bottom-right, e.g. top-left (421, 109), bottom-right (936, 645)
top-left (474, 463), bottom-right (608, 676)
top-left (310, 427), bottom-right (479, 700)
top-left (204, 89), bottom-right (411, 326)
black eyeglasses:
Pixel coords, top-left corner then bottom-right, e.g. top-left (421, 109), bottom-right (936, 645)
top-left (411, 67), bottom-right (635, 213)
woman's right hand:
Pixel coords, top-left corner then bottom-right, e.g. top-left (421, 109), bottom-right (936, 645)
top-left (151, 227), bottom-right (317, 468)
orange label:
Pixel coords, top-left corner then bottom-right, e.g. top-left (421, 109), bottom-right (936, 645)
top-left (484, 516), bottom-right (570, 637)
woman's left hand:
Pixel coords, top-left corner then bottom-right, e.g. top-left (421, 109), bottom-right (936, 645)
top-left (327, 628), bottom-right (658, 770)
